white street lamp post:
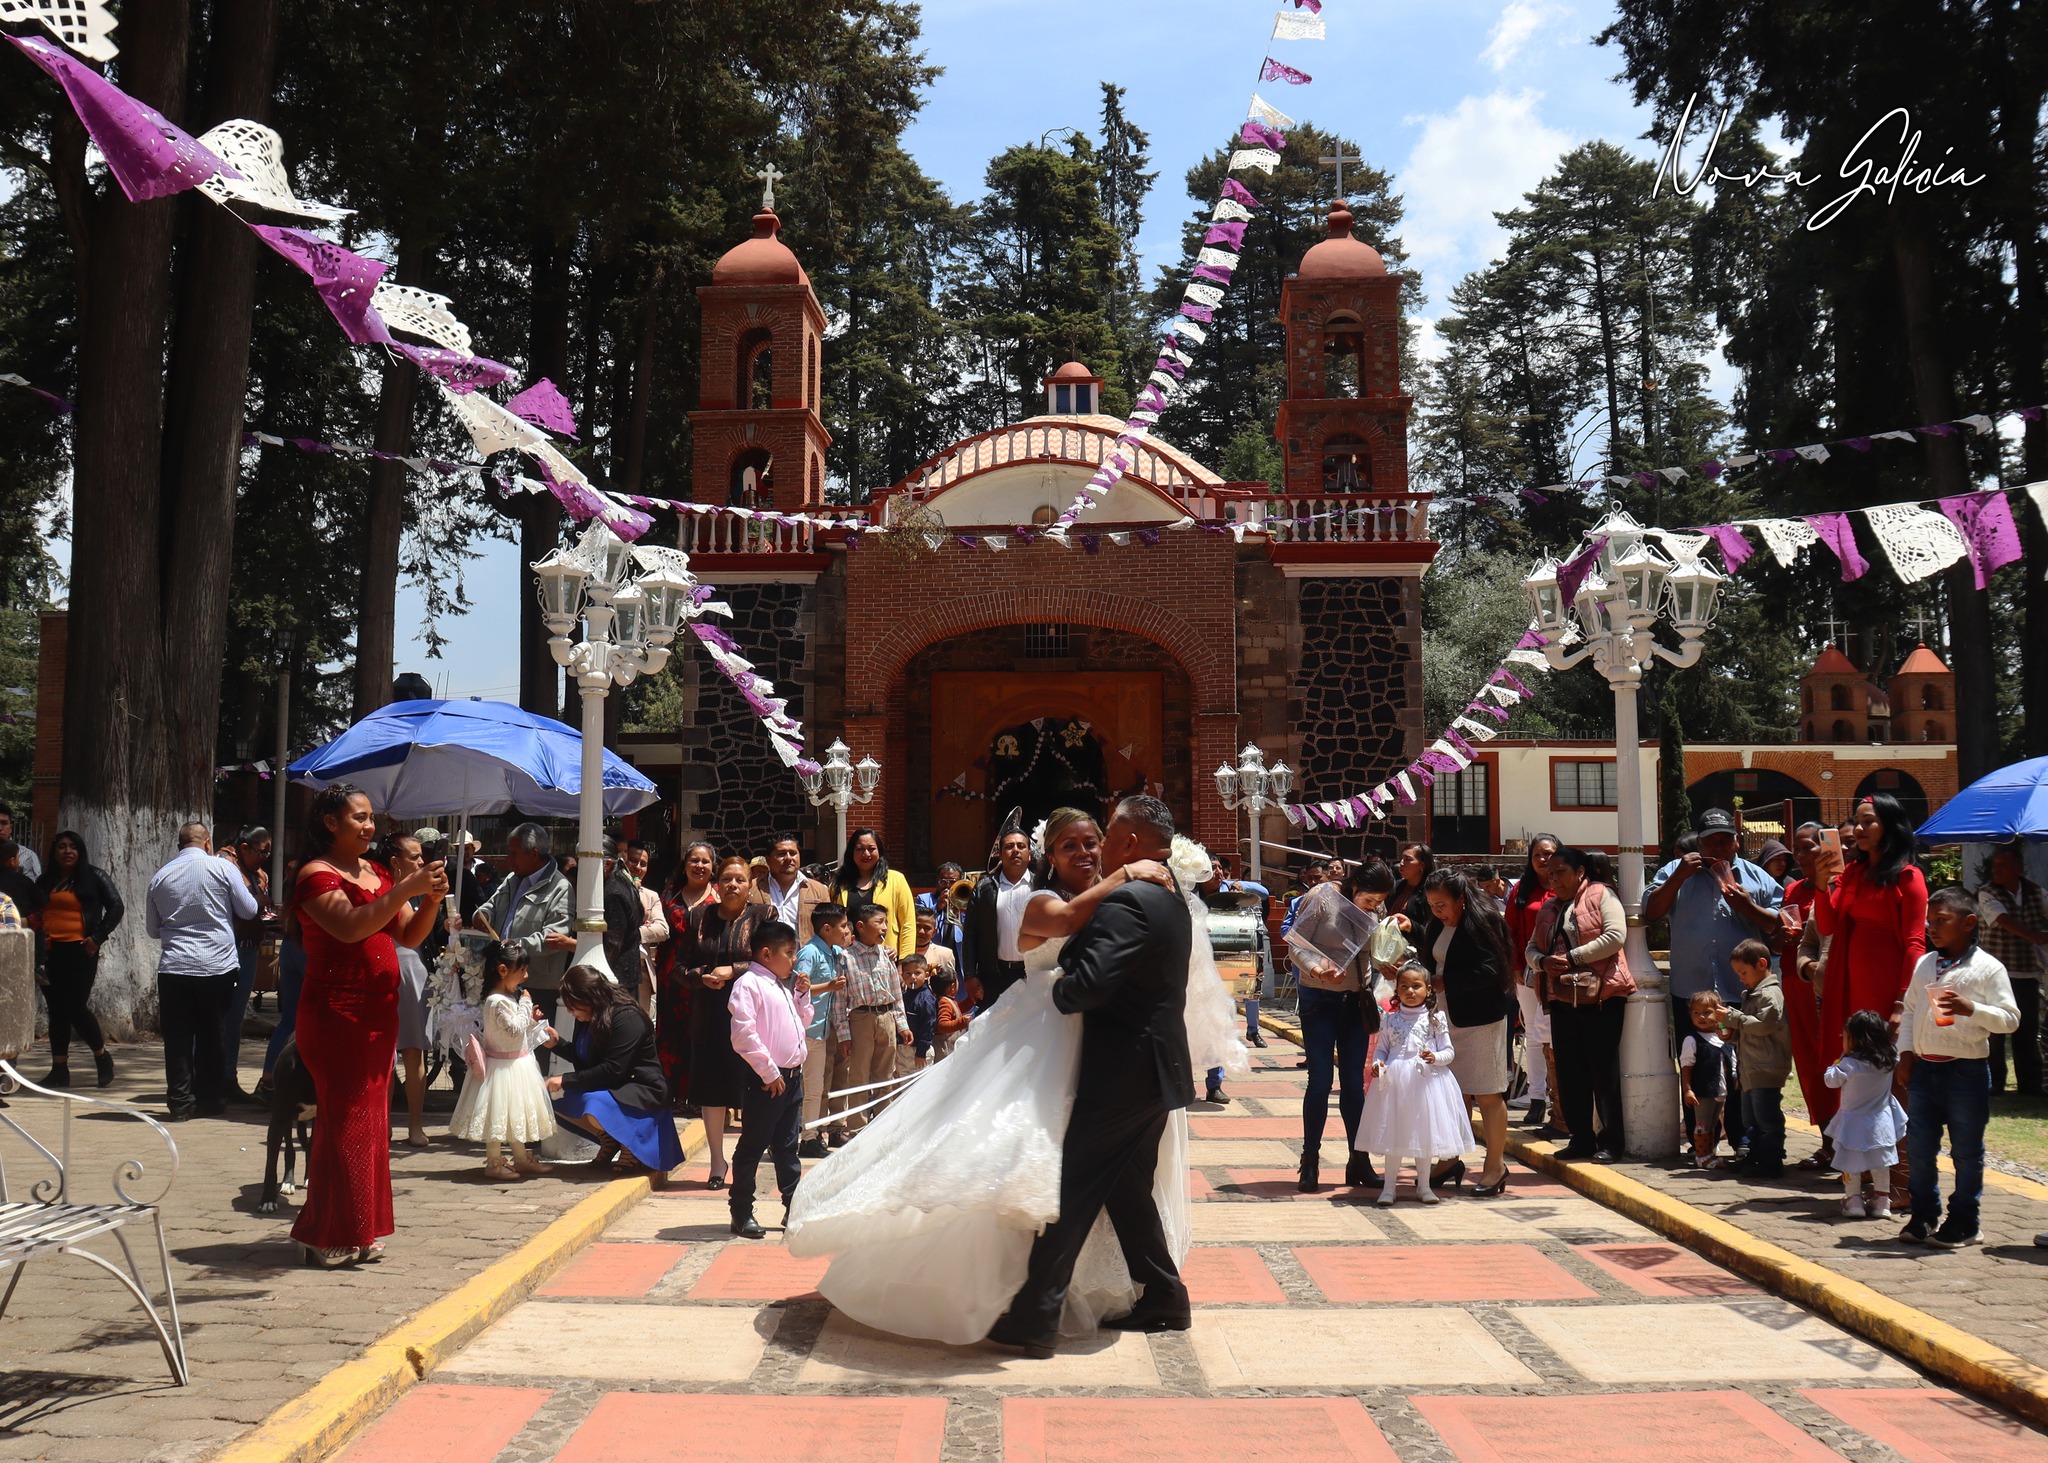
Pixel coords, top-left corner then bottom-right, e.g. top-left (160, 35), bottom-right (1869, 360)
top-left (1214, 743), bottom-right (1292, 886)
top-left (1523, 512), bottom-right (1725, 1159)
top-left (800, 739), bottom-right (880, 860)
top-left (533, 524), bottom-right (704, 979)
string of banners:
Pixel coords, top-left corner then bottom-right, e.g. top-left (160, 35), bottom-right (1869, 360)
top-left (2, 24), bottom-right (821, 778)
top-left (1442, 401), bottom-right (2048, 509)
top-left (1284, 626), bottom-right (1557, 829)
top-left (1042, 0), bottom-right (1328, 544)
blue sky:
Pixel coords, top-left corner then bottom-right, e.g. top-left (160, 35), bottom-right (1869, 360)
top-left (404, 0), bottom-right (1664, 700)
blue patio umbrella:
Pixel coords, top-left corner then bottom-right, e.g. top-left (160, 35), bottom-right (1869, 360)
top-left (287, 698), bottom-right (658, 819)
top-left (1915, 755), bottom-right (2048, 844)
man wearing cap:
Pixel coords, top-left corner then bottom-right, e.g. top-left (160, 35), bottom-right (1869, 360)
top-left (1646, 806), bottom-right (1784, 1049)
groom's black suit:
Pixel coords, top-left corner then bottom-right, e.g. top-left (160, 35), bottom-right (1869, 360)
top-left (992, 875), bottom-right (1196, 1345)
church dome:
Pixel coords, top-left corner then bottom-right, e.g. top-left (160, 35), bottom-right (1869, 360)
top-left (1299, 201), bottom-right (1386, 279)
top-left (712, 210), bottom-right (809, 287)
top-left (1049, 361), bottom-right (1097, 382)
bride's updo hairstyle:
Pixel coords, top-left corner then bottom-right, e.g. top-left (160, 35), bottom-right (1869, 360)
top-left (1035, 807), bottom-right (1100, 893)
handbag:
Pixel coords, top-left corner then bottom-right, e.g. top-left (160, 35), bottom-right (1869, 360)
top-left (463, 1032), bottom-right (487, 1080)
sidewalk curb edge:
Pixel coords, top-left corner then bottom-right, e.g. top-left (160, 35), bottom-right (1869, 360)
top-left (208, 1119), bottom-right (705, 1463)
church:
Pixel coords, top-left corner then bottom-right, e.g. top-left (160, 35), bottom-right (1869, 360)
top-left (620, 198), bottom-right (1440, 878)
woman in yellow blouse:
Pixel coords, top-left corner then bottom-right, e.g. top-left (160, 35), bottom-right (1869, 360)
top-left (828, 828), bottom-right (917, 959)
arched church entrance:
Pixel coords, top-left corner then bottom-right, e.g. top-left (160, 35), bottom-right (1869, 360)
top-left (902, 626), bottom-right (1196, 872)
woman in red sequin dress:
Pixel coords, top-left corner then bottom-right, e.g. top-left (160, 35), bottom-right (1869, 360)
top-left (291, 784), bottom-right (446, 1267)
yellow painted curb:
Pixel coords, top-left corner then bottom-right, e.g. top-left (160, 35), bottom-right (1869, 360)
top-left (212, 1118), bottom-right (705, 1463)
top-left (1508, 1133), bottom-right (2048, 1429)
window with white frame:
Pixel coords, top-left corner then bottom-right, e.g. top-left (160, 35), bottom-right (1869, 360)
top-left (1552, 760), bottom-right (1617, 809)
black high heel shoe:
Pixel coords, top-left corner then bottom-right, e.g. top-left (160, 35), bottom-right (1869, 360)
top-left (1471, 1167), bottom-right (1512, 1197)
top-left (1345, 1152), bottom-right (1379, 1188)
top-left (1435, 1158), bottom-right (1466, 1193)
top-left (1297, 1155), bottom-right (1322, 1193)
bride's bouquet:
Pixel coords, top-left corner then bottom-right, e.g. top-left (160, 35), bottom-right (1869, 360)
top-left (1168, 834), bottom-right (1213, 889)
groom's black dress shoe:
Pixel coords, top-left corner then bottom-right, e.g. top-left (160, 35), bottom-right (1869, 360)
top-left (1101, 1304), bottom-right (1191, 1333)
top-left (985, 1317), bottom-right (1057, 1359)
top-left (731, 1213), bottom-right (766, 1239)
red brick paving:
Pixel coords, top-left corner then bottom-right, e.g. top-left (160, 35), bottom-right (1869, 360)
top-left (1413, 1391), bottom-right (1845, 1462)
top-left (552, 1395), bottom-right (948, 1463)
top-left (1800, 1388), bottom-right (2048, 1462)
top-left (1003, 1398), bottom-right (1396, 1462)
top-left (688, 1245), bottom-right (831, 1301)
top-left (538, 1243), bottom-right (691, 1298)
top-left (1192, 1116), bottom-right (1306, 1139)
top-left (1221, 1168), bottom-right (1378, 1201)
top-left (1573, 1243), bottom-right (1761, 1298)
top-left (1295, 1244), bottom-right (1597, 1303)
top-left (336, 1385), bottom-right (552, 1463)
top-left (1181, 1247), bottom-right (1288, 1305)
top-left (1188, 1168), bottom-right (1218, 1200)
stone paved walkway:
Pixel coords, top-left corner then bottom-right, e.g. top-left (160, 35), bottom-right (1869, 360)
top-left (0, 1039), bottom-right (616, 1463)
top-left (332, 1040), bottom-right (2048, 1463)
top-left (1554, 1115), bottom-right (2048, 1374)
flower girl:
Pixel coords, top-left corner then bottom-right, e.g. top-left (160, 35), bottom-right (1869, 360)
top-left (1356, 964), bottom-right (1474, 1205)
top-left (447, 941), bottom-right (557, 1180)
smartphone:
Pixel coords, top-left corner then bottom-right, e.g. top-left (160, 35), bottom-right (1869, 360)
top-left (1820, 827), bottom-right (1844, 856)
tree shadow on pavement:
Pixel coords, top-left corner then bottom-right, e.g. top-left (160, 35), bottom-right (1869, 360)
top-left (0, 1371), bottom-right (165, 1436)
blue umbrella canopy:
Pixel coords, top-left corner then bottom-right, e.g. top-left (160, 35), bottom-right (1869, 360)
top-left (287, 698), bottom-right (658, 819)
top-left (1916, 755), bottom-right (2048, 843)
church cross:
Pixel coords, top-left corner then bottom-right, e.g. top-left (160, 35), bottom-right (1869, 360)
top-left (1820, 612), bottom-right (1849, 648)
top-left (1319, 149), bottom-right (1362, 199)
top-left (1906, 608), bottom-right (1939, 643)
top-left (756, 165), bottom-right (784, 212)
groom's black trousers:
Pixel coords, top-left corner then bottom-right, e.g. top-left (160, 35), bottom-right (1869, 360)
top-left (996, 1091), bottom-right (1186, 1341)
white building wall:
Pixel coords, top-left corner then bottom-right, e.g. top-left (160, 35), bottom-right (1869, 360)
top-left (1488, 744), bottom-right (1660, 852)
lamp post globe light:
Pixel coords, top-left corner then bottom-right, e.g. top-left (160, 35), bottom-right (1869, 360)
top-left (1214, 743), bottom-right (1292, 885)
top-left (801, 739), bottom-right (880, 859)
top-left (1522, 510), bottom-right (1725, 1158)
top-left (533, 523), bottom-right (705, 978)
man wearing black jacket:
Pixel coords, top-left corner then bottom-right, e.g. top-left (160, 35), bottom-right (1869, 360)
top-left (988, 795), bottom-right (1195, 1356)
top-left (962, 828), bottom-right (1034, 1010)
top-left (601, 837), bottom-right (644, 999)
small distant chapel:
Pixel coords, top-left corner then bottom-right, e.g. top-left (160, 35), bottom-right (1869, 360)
top-left (628, 199), bottom-right (1441, 876)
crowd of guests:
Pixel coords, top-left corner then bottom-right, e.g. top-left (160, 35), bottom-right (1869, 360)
top-left (1271, 798), bottom-right (2042, 1247)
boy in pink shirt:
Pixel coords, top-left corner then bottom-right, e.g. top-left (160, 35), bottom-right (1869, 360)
top-left (726, 919), bottom-right (811, 1238)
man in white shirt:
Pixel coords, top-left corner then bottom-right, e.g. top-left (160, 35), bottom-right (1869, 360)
top-left (1898, 887), bottom-right (2019, 1249)
top-left (752, 836), bottom-right (828, 939)
top-left (0, 805), bottom-right (39, 880)
top-left (965, 829), bottom-right (1035, 1010)
top-left (146, 822), bottom-right (259, 1120)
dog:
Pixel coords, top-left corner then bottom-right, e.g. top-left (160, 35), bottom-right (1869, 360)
top-left (258, 1036), bottom-right (318, 1214)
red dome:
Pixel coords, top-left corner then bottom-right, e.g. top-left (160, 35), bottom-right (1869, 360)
top-left (712, 211), bottom-right (808, 287)
top-left (1049, 360), bottom-right (1099, 382)
top-left (1299, 202), bottom-right (1386, 280)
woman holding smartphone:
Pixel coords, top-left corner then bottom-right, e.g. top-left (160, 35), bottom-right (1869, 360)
top-left (1814, 795), bottom-right (1927, 1050)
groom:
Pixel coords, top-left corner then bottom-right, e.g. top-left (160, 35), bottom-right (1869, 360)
top-left (987, 794), bottom-right (1196, 1358)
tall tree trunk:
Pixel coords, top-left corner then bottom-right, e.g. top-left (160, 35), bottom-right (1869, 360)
top-left (161, 0), bottom-right (279, 792)
top-left (520, 232), bottom-right (574, 718)
top-left (1891, 209), bottom-right (1998, 781)
top-left (2000, 65), bottom-right (2048, 757)
top-left (353, 234), bottom-right (430, 719)
top-left (57, 0), bottom-right (193, 1036)
top-left (616, 273), bottom-right (662, 499)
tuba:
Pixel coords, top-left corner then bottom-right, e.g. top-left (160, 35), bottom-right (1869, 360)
top-left (947, 874), bottom-right (978, 916)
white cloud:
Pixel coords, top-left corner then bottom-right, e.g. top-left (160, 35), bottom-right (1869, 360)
top-left (1481, 0), bottom-right (1564, 71)
top-left (1398, 90), bottom-right (1573, 302)
top-left (1408, 316), bottom-right (1447, 363)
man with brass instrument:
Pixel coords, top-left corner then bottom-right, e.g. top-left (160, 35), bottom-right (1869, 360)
top-left (964, 827), bottom-right (1035, 1011)
top-left (918, 861), bottom-right (970, 982)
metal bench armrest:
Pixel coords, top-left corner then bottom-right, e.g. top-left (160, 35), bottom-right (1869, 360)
top-left (0, 1059), bottom-right (181, 1207)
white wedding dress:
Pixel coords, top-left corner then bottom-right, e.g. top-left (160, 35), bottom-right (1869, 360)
top-left (784, 877), bottom-right (1246, 1345)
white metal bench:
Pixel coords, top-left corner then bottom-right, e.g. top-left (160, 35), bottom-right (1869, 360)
top-left (0, 1058), bottom-right (189, 1385)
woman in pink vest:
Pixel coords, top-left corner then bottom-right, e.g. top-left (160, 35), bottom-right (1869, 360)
top-left (1528, 847), bottom-right (1635, 1162)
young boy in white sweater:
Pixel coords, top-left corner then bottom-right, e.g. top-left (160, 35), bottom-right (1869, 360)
top-left (1898, 887), bottom-right (2019, 1248)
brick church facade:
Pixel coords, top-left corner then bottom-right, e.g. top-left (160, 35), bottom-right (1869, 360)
top-left (630, 201), bottom-right (1440, 876)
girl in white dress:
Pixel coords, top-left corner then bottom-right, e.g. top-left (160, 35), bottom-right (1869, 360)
top-left (786, 807), bottom-right (1247, 1344)
top-left (1824, 1009), bottom-right (1906, 1219)
top-left (1356, 964), bottom-right (1474, 1204)
top-left (447, 942), bottom-right (557, 1181)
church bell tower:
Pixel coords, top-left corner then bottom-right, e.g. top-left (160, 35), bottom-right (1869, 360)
top-left (690, 192), bottom-right (833, 509)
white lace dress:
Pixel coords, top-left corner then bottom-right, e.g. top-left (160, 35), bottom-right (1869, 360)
top-left (786, 882), bottom-right (1245, 1344)
top-left (447, 992), bottom-right (557, 1146)
top-left (1355, 1004), bottom-right (1475, 1161)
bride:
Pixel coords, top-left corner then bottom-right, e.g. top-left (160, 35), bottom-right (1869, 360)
top-left (784, 806), bottom-right (1248, 1344)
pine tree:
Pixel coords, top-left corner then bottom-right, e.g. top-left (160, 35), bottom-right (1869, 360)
top-left (1096, 83), bottom-right (1156, 406)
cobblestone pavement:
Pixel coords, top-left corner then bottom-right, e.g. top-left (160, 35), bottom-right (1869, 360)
top-left (0, 1038), bottom-right (617, 1463)
top-left (1572, 1114), bottom-right (2048, 1374)
top-left (333, 1041), bottom-right (2048, 1463)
